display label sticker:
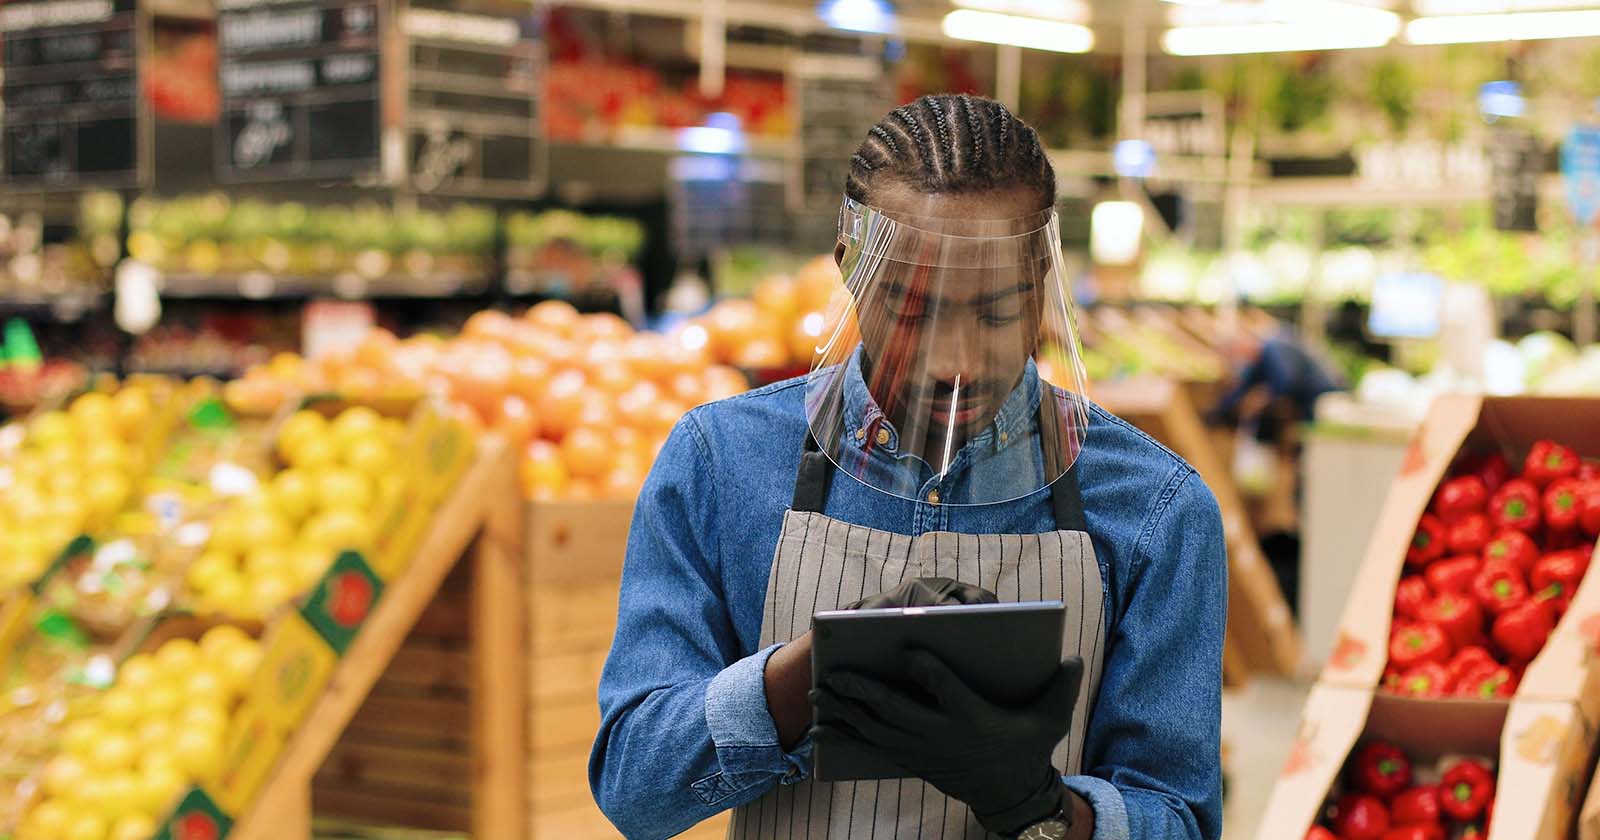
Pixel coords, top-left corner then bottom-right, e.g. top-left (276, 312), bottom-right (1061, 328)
top-left (300, 550), bottom-right (383, 654)
top-left (248, 610), bottom-right (335, 728)
top-left (152, 786), bottom-right (234, 840)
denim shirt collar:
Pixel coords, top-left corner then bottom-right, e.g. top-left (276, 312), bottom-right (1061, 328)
top-left (838, 346), bottom-right (1041, 475)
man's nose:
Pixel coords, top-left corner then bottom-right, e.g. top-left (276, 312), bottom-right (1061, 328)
top-left (924, 316), bottom-right (977, 382)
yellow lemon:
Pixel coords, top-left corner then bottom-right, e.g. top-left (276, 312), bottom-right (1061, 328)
top-left (154, 638), bottom-right (200, 676)
top-left (173, 728), bottom-right (222, 782)
top-left (61, 721), bottom-right (102, 759)
top-left (27, 411), bottom-right (75, 449)
top-left (96, 771), bottom-right (140, 819)
top-left (112, 388), bottom-right (153, 436)
top-left (284, 434), bottom-right (338, 470)
top-left (218, 641), bottom-right (263, 691)
top-left (301, 509), bottom-right (372, 554)
top-left (268, 468), bottom-right (317, 522)
top-left (243, 544), bottom-right (291, 579)
top-left (183, 668), bottom-right (229, 707)
top-left (235, 506), bottom-right (293, 548)
top-left (276, 410), bottom-right (328, 454)
top-left (140, 684), bottom-right (182, 721)
top-left (204, 572), bottom-right (252, 620)
top-left (135, 718), bottom-right (174, 751)
top-left (25, 798), bottom-right (71, 836)
top-left (186, 551), bottom-right (236, 592)
top-left (42, 755), bottom-right (89, 798)
top-left (288, 543), bottom-right (333, 588)
top-left (341, 437), bottom-right (393, 480)
top-left (134, 762), bottom-right (184, 816)
top-left (331, 406), bottom-right (384, 448)
top-left (198, 624), bottom-right (251, 664)
top-left (97, 689), bottom-right (140, 728)
top-left (314, 468), bottom-right (373, 513)
top-left (180, 703), bottom-right (228, 737)
top-left (88, 733), bottom-right (137, 772)
top-left (63, 811), bottom-right (108, 840)
top-left (249, 572), bottom-right (297, 616)
top-left (110, 813), bottom-right (158, 840)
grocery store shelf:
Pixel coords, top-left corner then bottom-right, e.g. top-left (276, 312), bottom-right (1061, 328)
top-left (551, 127), bottom-right (797, 161)
top-left (158, 273), bottom-right (496, 301)
top-left (0, 293), bottom-right (109, 320)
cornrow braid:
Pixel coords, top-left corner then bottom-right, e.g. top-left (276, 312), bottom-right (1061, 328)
top-left (842, 93), bottom-right (1055, 211)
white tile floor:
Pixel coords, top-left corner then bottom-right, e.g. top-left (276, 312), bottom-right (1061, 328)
top-left (1221, 676), bottom-right (1315, 839)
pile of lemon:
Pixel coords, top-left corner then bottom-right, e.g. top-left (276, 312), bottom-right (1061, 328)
top-left (0, 389), bottom-right (157, 590)
top-left (185, 407), bottom-right (403, 620)
top-left (15, 626), bottom-right (261, 840)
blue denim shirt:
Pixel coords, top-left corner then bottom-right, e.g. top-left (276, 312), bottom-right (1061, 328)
top-left (591, 366), bottom-right (1227, 840)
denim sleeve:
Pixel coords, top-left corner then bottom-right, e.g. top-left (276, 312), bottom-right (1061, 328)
top-left (590, 413), bottom-right (806, 840)
top-left (1068, 468), bottom-right (1226, 840)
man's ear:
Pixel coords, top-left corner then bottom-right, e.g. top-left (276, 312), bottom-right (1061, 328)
top-left (833, 242), bottom-right (846, 267)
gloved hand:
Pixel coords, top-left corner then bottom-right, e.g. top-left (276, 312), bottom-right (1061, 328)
top-left (812, 649), bottom-right (1082, 836)
top-left (845, 576), bottom-right (998, 610)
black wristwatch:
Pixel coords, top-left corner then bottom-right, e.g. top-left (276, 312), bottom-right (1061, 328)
top-left (1015, 811), bottom-right (1072, 840)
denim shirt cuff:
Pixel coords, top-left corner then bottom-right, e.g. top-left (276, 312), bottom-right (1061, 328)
top-left (1064, 775), bottom-right (1130, 840)
top-left (702, 643), bottom-right (812, 798)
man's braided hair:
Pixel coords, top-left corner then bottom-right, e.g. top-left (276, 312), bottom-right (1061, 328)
top-left (844, 93), bottom-right (1056, 210)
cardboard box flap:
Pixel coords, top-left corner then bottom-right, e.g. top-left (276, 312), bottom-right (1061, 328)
top-left (1521, 541), bottom-right (1600, 703)
top-left (1321, 392), bottom-right (1484, 687)
top-left (1253, 684), bottom-right (1375, 840)
top-left (1464, 397), bottom-right (1600, 460)
top-left (1493, 698), bottom-right (1595, 840)
top-left (1364, 692), bottom-right (1508, 757)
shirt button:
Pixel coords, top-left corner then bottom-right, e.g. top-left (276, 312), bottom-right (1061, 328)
top-left (875, 428), bottom-right (891, 446)
top-left (999, 431), bottom-right (1009, 444)
top-left (927, 489), bottom-right (940, 505)
top-left (855, 428), bottom-right (866, 442)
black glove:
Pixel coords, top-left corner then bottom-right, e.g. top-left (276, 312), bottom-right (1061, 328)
top-left (844, 576), bottom-right (998, 611)
top-left (812, 649), bottom-right (1081, 837)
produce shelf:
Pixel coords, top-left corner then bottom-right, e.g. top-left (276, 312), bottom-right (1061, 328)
top-left (157, 273), bottom-right (498, 302)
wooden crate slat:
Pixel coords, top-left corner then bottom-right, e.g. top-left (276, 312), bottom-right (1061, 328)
top-left (530, 584), bottom-right (622, 654)
top-left (530, 647), bottom-right (610, 704)
top-left (381, 642), bottom-right (472, 693)
top-left (530, 698), bottom-right (602, 754)
top-left (348, 694), bottom-right (471, 741)
top-left (317, 741), bottom-right (475, 794)
top-left (529, 753), bottom-right (594, 811)
top-left (314, 785), bottom-right (473, 833)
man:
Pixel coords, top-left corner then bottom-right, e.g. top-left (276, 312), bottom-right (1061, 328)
top-left (592, 94), bottom-right (1226, 840)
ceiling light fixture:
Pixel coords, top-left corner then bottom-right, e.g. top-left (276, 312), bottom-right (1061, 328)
top-left (1163, 0), bottom-right (1401, 55)
top-left (951, 0), bottom-right (1090, 24)
top-left (1406, 8), bottom-right (1600, 43)
top-left (940, 9), bottom-right (1095, 53)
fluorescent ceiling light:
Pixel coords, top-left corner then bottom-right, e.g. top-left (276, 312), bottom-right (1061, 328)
top-left (952, 0), bottom-right (1090, 23)
top-left (1091, 201), bottom-right (1144, 266)
top-left (817, 0), bottom-right (896, 34)
top-left (1163, 22), bottom-right (1396, 54)
top-left (1413, 0), bottom-right (1600, 14)
top-left (1407, 8), bottom-right (1600, 42)
top-left (941, 9), bottom-right (1095, 52)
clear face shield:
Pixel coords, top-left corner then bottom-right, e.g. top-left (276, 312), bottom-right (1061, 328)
top-left (804, 196), bottom-right (1091, 505)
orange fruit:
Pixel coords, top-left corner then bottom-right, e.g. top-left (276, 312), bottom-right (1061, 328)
top-left (615, 381), bottom-right (661, 428)
top-left (463, 309), bottom-right (518, 345)
top-left (494, 395), bottom-right (539, 446)
top-left (734, 337), bottom-right (789, 371)
top-left (524, 300), bottom-right (581, 337)
top-left (535, 369), bottom-right (588, 439)
top-left (703, 300), bottom-right (763, 362)
top-left (601, 462), bottom-right (646, 500)
top-left (702, 366), bottom-right (749, 402)
top-left (520, 440), bottom-right (568, 499)
top-left (666, 372), bottom-right (706, 407)
top-left (564, 478), bottom-right (600, 502)
top-left (559, 425), bottom-right (612, 480)
top-left (352, 328), bottom-right (399, 371)
top-left (788, 310), bottom-right (827, 363)
top-left (508, 355), bottom-right (552, 404)
top-left (649, 400), bottom-right (689, 434)
top-left (573, 313), bottom-right (634, 343)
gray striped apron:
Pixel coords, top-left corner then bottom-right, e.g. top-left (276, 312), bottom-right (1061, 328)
top-left (728, 439), bottom-right (1105, 840)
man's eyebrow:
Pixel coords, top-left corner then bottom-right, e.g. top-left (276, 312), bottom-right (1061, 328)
top-left (879, 280), bottom-right (1035, 307)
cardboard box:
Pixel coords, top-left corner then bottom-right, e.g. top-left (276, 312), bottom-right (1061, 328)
top-left (1320, 394), bottom-right (1600, 703)
top-left (1582, 752), bottom-right (1600, 840)
top-left (1257, 682), bottom-right (1600, 840)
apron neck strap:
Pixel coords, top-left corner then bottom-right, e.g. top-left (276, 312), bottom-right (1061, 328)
top-left (791, 431), bottom-right (1089, 533)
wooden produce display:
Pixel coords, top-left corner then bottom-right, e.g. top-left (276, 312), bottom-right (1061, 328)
top-left (522, 500), bottom-right (729, 840)
top-left (226, 431), bottom-right (517, 840)
top-left (1092, 375), bottom-right (1302, 685)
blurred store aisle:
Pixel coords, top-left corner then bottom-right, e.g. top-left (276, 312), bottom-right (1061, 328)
top-left (1221, 677), bottom-right (1314, 839)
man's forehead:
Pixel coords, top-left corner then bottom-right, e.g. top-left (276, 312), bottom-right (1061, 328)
top-left (869, 185), bottom-right (1047, 234)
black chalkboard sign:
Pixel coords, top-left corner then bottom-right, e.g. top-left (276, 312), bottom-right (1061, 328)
top-left (2, 0), bottom-right (140, 186)
top-left (401, 0), bottom-right (542, 195)
top-left (215, 0), bottom-right (382, 180)
top-left (1490, 127), bottom-right (1541, 233)
top-left (791, 52), bottom-right (890, 212)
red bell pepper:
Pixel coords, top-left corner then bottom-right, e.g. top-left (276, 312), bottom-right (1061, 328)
top-left (1446, 645), bottom-right (1496, 686)
top-left (1395, 661), bottom-right (1453, 697)
top-left (1473, 452), bottom-right (1512, 493)
top-left (1482, 528), bottom-right (1539, 577)
top-left (1544, 478), bottom-right (1584, 533)
top-left (1526, 440), bottom-right (1580, 487)
top-left (1408, 515), bottom-right (1449, 568)
top-left (1305, 828), bottom-right (1338, 840)
top-left (1580, 480), bottom-right (1600, 536)
top-left (1350, 741), bottom-right (1414, 797)
top-left (1335, 793), bottom-right (1393, 840)
top-left (1382, 665), bottom-right (1405, 693)
top-left (1472, 560), bottom-right (1530, 615)
top-left (1452, 826), bottom-right (1486, 840)
top-left (1433, 476), bottom-right (1489, 523)
top-left (1446, 514), bottom-right (1493, 555)
top-left (1455, 662), bottom-right (1518, 699)
top-left (1488, 479), bottom-right (1542, 533)
top-left (1425, 555), bottom-right (1482, 595)
top-left (1492, 598), bottom-right (1556, 662)
top-left (1579, 461), bottom-right (1600, 482)
top-left (1382, 826), bottom-right (1444, 840)
top-left (1391, 785), bottom-right (1441, 826)
top-left (1389, 621), bottom-right (1452, 670)
top-left (1532, 548), bottom-right (1591, 604)
top-left (1419, 592), bottom-right (1483, 649)
top-left (1394, 576), bottom-right (1432, 622)
top-left (1439, 760), bottom-right (1494, 822)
